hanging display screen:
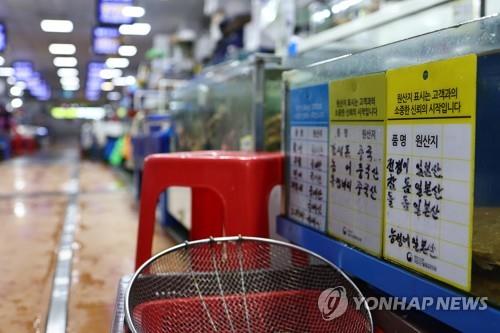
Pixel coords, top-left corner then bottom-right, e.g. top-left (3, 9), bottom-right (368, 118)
top-left (0, 23), bottom-right (6, 52)
top-left (97, 0), bottom-right (134, 25)
top-left (85, 61), bottom-right (106, 101)
top-left (12, 61), bottom-right (34, 82)
top-left (92, 26), bottom-right (120, 55)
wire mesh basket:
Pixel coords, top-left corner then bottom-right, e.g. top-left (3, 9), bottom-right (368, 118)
top-left (126, 236), bottom-right (373, 333)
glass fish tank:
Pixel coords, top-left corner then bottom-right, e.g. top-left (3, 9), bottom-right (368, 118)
top-left (283, 15), bottom-right (500, 306)
top-left (170, 54), bottom-right (285, 152)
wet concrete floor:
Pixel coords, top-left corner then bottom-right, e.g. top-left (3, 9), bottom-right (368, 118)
top-left (0, 149), bottom-right (175, 332)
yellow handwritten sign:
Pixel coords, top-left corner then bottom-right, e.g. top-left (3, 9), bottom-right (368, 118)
top-left (328, 73), bottom-right (386, 256)
top-left (384, 54), bottom-right (477, 291)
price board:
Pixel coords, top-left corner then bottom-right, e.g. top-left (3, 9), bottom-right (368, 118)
top-left (328, 73), bottom-right (386, 256)
top-left (384, 55), bottom-right (477, 291)
top-left (287, 84), bottom-right (329, 231)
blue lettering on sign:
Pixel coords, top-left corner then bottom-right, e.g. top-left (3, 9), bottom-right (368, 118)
top-left (290, 84), bottom-right (329, 125)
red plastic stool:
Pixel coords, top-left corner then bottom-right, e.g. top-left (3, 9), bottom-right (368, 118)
top-left (135, 151), bottom-right (284, 268)
top-left (11, 135), bottom-right (37, 155)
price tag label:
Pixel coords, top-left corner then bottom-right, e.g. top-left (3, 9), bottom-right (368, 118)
top-left (384, 55), bottom-right (477, 291)
top-left (328, 73), bottom-right (386, 255)
top-left (288, 84), bottom-right (329, 231)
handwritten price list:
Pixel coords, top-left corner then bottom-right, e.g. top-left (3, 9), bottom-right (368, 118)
top-left (384, 55), bottom-right (477, 291)
top-left (288, 84), bottom-right (329, 231)
top-left (328, 73), bottom-right (386, 255)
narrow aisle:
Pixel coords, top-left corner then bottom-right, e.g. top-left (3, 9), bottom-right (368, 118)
top-left (0, 151), bottom-right (176, 333)
top-left (0, 151), bottom-right (76, 333)
top-left (0, 158), bottom-right (74, 196)
top-left (68, 161), bottom-right (175, 333)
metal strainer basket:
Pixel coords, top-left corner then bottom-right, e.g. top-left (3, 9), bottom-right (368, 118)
top-left (126, 236), bottom-right (373, 333)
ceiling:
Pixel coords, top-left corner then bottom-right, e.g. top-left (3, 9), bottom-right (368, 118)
top-left (0, 0), bottom-right (205, 102)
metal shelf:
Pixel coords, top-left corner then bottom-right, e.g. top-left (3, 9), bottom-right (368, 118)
top-left (276, 216), bottom-right (500, 332)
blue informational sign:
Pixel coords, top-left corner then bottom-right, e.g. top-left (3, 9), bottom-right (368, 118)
top-left (11, 62), bottom-right (51, 100)
top-left (97, 0), bottom-right (134, 25)
top-left (85, 61), bottom-right (106, 101)
top-left (289, 83), bottom-right (330, 126)
top-left (0, 23), bottom-right (6, 52)
top-left (92, 26), bottom-right (120, 55)
top-left (287, 83), bottom-right (330, 232)
top-left (28, 72), bottom-right (51, 101)
top-left (12, 61), bottom-right (34, 82)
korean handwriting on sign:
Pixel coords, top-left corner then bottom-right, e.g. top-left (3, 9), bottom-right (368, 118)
top-left (386, 155), bottom-right (444, 220)
top-left (386, 157), bottom-right (409, 208)
top-left (394, 87), bottom-right (460, 116)
top-left (294, 128), bottom-right (305, 138)
top-left (312, 128), bottom-right (324, 138)
top-left (388, 227), bottom-right (438, 259)
top-left (290, 123), bottom-right (328, 230)
top-left (330, 129), bottom-right (379, 202)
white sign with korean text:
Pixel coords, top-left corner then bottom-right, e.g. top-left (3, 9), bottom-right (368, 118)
top-left (384, 122), bottom-right (473, 289)
top-left (329, 124), bottom-right (385, 255)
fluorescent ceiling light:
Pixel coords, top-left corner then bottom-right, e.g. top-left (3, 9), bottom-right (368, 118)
top-left (40, 20), bottom-right (73, 33)
top-left (60, 77), bottom-right (79, 86)
top-left (106, 57), bottom-right (129, 69)
top-left (49, 43), bottom-right (76, 55)
top-left (118, 45), bottom-right (137, 57)
top-left (10, 86), bottom-right (23, 97)
top-left (0, 56), bottom-right (4, 66)
top-left (119, 23), bottom-right (151, 36)
top-left (53, 57), bottom-right (78, 67)
top-left (76, 107), bottom-right (105, 120)
top-left (0, 67), bottom-right (14, 77)
top-left (112, 75), bottom-right (136, 86)
top-left (57, 68), bottom-right (79, 77)
top-left (122, 6), bottom-right (145, 18)
top-left (51, 107), bottom-right (106, 120)
top-left (62, 80), bottom-right (79, 86)
top-left (331, 0), bottom-right (363, 14)
top-left (100, 68), bottom-right (122, 80)
top-left (101, 81), bottom-right (114, 91)
top-left (11, 98), bottom-right (23, 108)
top-left (15, 81), bottom-right (27, 90)
top-left (312, 9), bottom-right (331, 23)
top-left (62, 84), bottom-right (80, 91)
top-left (6, 76), bottom-right (16, 85)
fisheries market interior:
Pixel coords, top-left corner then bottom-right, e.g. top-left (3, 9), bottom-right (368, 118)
top-left (0, 1), bottom-right (499, 332)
